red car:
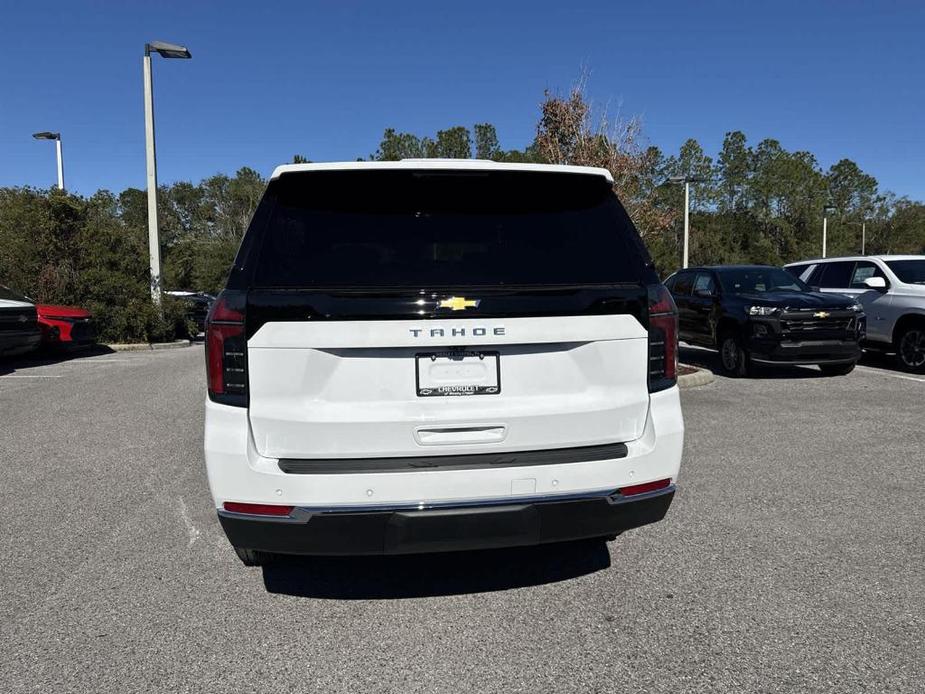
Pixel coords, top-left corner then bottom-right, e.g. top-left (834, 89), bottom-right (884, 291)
top-left (36, 304), bottom-right (97, 347)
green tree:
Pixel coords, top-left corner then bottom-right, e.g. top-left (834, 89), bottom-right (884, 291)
top-left (430, 126), bottom-right (472, 158)
top-left (372, 128), bottom-right (425, 160)
top-left (826, 159), bottom-right (878, 216)
top-left (716, 131), bottom-right (751, 212)
top-left (474, 123), bottom-right (501, 160)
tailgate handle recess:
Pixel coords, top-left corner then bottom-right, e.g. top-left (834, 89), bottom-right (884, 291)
top-left (415, 425), bottom-right (507, 446)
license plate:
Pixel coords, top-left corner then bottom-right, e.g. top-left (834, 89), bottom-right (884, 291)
top-left (415, 350), bottom-right (501, 397)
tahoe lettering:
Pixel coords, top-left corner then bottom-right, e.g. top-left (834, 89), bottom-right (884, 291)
top-left (408, 326), bottom-right (506, 338)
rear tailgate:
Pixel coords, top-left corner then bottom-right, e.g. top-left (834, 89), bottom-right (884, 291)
top-left (232, 167), bottom-right (661, 461)
top-left (247, 312), bottom-right (649, 459)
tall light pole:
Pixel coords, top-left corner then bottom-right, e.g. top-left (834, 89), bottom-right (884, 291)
top-left (822, 205), bottom-right (836, 258)
top-left (669, 175), bottom-right (706, 268)
top-left (143, 40), bottom-right (191, 303)
top-left (32, 132), bottom-right (64, 190)
top-left (849, 220), bottom-right (867, 255)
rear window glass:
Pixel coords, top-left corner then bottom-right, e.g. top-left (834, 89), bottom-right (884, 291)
top-left (817, 261), bottom-right (854, 288)
top-left (672, 273), bottom-right (694, 296)
top-left (850, 262), bottom-right (886, 288)
top-left (886, 259), bottom-right (925, 284)
top-left (806, 264), bottom-right (825, 286)
top-left (717, 268), bottom-right (808, 293)
top-left (0, 285), bottom-right (30, 302)
top-left (252, 170), bottom-right (651, 288)
top-left (693, 272), bottom-right (716, 294)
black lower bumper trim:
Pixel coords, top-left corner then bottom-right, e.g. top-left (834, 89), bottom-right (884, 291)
top-left (279, 442), bottom-right (629, 474)
top-left (748, 339), bottom-right (860, 365)
top-left (218, 488), bottom-right (674, 556)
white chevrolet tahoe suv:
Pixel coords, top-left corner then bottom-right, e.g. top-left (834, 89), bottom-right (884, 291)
top-left (204, 160), bottom-right (684, 565)
top-left (785, 256), bottom-right (925, 372)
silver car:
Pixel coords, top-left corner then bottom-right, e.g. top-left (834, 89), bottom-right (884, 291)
top-left (784, 256), bottom-right (925, 372)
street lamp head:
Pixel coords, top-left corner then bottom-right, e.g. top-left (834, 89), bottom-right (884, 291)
top-left (146, 41), bottom-right (191, 59)
top-left (32, 131), bottom-right (60, 140)
top-left (668, 175), bottom-right (707, 184)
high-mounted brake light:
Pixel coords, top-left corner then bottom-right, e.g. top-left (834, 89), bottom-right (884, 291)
top-left (205, 290), bottom-right (248, 406)
top-left (647, 284), bottom-right (678, 392)
top-left (223, 502), bottom-right (294, 517)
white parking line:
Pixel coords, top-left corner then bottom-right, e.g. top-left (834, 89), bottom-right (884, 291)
top-left (856, 366), bottom-right (925, 383)
top-left (64, 359), bottom-right (133, 364)
top-left (0, 374), bottom-right (64, 378)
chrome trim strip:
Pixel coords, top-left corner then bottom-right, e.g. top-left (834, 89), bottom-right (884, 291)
top-left (292, 484), bottom-right (675, 516)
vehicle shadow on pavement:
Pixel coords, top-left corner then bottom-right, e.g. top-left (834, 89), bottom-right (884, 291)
top-left (261, 539), bottom-right (611, 599)
top-left (679, 344), bottom-right (825, 380)
top-left (859, 349), bottom-right (907, 372)
top-left (0, 344), bottom-right (116, 375)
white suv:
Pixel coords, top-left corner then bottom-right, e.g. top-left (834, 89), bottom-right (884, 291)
top-left (204, 160), bottom-right (684, 565)
top-left (785, 256), bottom-right (925, 372)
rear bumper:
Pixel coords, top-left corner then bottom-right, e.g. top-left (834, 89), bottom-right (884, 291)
top-left (204, 386), bottom-right (684, 554)
top-left (218, 486), bottom-right (675, 556)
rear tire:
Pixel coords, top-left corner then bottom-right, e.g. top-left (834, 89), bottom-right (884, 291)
top-left (719, 331), bottom-right (751, 377)
top-left (234, 547), bottom-right (274, 567)
top-left (820, 362), bottom-right (856, 376)
top-left (896, 325), bottom-right (925, 373)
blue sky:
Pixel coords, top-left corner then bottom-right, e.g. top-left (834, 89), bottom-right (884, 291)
top-left (1, 1), bottom-right (923, 199)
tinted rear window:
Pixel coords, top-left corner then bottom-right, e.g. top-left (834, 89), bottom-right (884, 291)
top-left (717, 267), bottom-right (808, 293)
top-left (886, 259), bottom-right (925, 284)
top-left (817, 261), bottom-right (854, 288)
top-left (0, 285), bottom-right (30, 302)
top-left (672, 272), bottom-right (695, 296)
top-left (251, 170), bottom-right (651, 288)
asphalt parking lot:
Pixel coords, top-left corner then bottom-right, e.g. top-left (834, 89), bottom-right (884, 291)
top-left (1, 346), bottom-right (922, 693)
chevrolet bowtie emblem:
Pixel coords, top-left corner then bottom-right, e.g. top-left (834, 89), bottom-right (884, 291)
top-left (814, 311), bottom-right (830, 319)
top-left (438, 296), bottom-right (480, 311)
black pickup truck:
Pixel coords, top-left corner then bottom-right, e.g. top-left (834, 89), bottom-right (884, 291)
top-left (664, 265), bottom-right (865, 376)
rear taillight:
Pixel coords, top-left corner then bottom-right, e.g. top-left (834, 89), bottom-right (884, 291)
top-left (206, 290), bottom-right (248, 407)
top-left (647, 284), bottom-right (678, 393)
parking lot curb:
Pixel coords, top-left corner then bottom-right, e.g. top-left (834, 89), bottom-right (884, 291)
top-left (678, 365), bottom-right (714, 389)
top-left (105, 340), bottom-right (192, 352)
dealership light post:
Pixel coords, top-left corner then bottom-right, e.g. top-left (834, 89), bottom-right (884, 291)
top-left (669, 175), bottom-right (706, 268)
top-left (143, 40), bottom-right (191, 303)
top-left (32, 131), bottom-right (64, 191)
top-left (822, 205), bottom-right (836, 258)
top-left (848, 220), bottom-right (867, 255)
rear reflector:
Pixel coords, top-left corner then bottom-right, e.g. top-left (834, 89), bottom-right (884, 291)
top-left (617, 478), bottom-right (671, 497)
top-left (223, 502), bottom-right (294, 517)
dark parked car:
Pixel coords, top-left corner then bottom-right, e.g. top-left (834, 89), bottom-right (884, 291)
top-left (166, 291), bottom-right (215, 334)
top-left (0, 285), bottom-right (41, 357)
top-left (664, 265), bottom-right (865, 376)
